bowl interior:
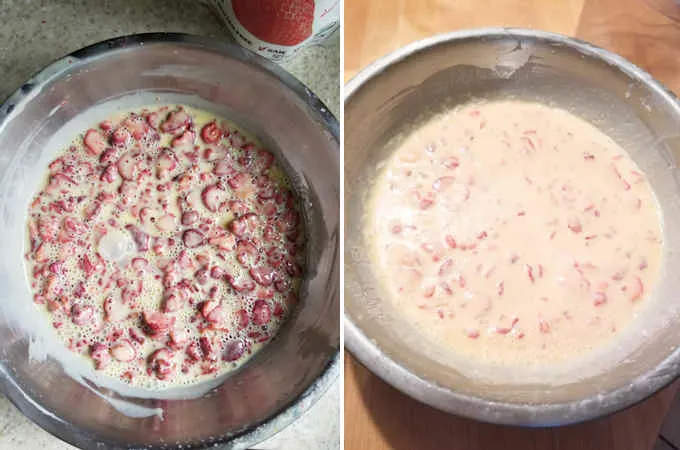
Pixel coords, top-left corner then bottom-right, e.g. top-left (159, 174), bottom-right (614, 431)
top-left (345, 29), bottom-right (680, 425)
top-left (0, 35), bottom-right (339, 448)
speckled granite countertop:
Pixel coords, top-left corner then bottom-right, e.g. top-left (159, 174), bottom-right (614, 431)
top-left (0, 1), bottom-right (339, 449)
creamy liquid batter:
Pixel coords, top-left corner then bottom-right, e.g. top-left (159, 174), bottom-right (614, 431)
top-left (368, 100), bottom-right (663, 366)
top-left (25, 105), bottom-right (304, 387)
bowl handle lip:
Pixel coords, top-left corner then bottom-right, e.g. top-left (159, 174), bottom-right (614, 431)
top-left (0, 32), bottom-right (339, 150)
top-left (344, 27), bottom-right (680, 123)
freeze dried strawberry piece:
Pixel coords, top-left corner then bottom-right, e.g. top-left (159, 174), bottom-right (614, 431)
top-left (255, 288), bottom-right (274, 300)
top-left (169, 328), bottom-right (188, 349)
top-left (84, 129), bottom-right (107, 156)
top-left (229, 213), bottom-right (258, 238)
top-left (183, 228), bottom-right (205, 248)
top-left (146, 111), bottom-right (162, 130)
top-left (227, 200), bottom-right (248, 217)
top-left (142, 311), bottom-right (176, 336)
top-left (210, 266), bottom-right (225, 279)
top-left (163, 292), bottom-right (183, 313)
top-left (201, 184), bottom-right (224, 213)
top-left (236, 240), bottom-right (260, 267)
top-left (228, 172), bottom-right (252, 189)
top-left (156, 148), bottom-right (178, 179)
top-left (199, 336), bottom-right (220, 362)
top-left (38, 217), bottom-right (60, 242)
top-left (100, 164), bottom-right (118, 183)
top-left (171, 130), bottom-right (196, 148)
top-left (194, 268), bottom-right (209, 285)
top-left (223, 340), bottom-right (245, 362)
top-left (111, 127), bottom-right (131, 148)
top-left (254, 150), bottom-right (275, 173)
top-left (209, 233), bottom-right (236, 251)
top-left (90, 343), bottom-right (111, 370)
top-left (185, 341), bottom-right (202, 361)
top-left (71, 304), bottom-right (94, 325)
top-left (122, 113), bottom-right (149, 140)
top-left (274, 277), bottom-right (291, 293)
top-left (99, 148), bottom-right (118, 165)
top-left (160, 110), bottom-right (190, 133)
top-left (232, 0), bottom-right (315, 46)
top-left (117, 152), bottom-right (138, 181)
top-left (181, 210), bottom-right (199, 226)
top-left (148, 348), bottom-right (175, 380)
top-left (110, 339), bottom-right (136, 362)
top-left (235, 308), bottom-right (249, 329)
top-left (79, 254), bottom-right (95, 276)
top-left (125, 224), bottom-right (150, 251)
top-left (227, 274), bottom-right (256, 292)
top-left (251, 299), bottom-right (272, 325)
top-left (275, 209), bottom-right (299, 232)
top-left (201, 122), bottom-right (223, 144)
top-left (213, 160), bottom-right (234, 176)
top-left (250, 265), bottom-right (275, 286)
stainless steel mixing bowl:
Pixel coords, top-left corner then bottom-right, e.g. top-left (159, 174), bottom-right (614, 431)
top-left (0, 33), bottom-right (339, 449)
top-left (345, 28), bottom-right (680, 426)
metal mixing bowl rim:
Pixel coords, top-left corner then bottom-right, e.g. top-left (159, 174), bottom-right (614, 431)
top-left (344, 27), bottom-right (680, 427)
top-left (0, 32), bottom-right (339, 449)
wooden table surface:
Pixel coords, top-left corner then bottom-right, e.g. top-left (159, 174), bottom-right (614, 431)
top-left (343, 0), bottom-right (680, 449)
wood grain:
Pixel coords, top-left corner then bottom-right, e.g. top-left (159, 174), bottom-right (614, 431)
top-left (344, 0), bottom-right (680, 448)
top-left (345, 355), bottom-right (679, 450)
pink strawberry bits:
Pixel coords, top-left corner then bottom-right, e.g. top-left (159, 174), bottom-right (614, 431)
top-left (369, 100), bottom-right (663, 367)
top-left (25, 105), bottom-right (304, 387)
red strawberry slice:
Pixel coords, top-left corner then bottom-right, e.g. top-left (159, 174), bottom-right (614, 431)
top-left (84, 129), bottom-right (107, 155)
top-left (232, 0), bottom-right (315, 46)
